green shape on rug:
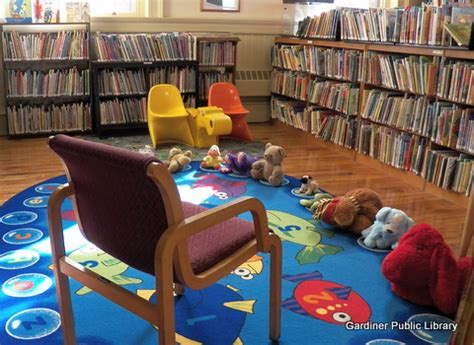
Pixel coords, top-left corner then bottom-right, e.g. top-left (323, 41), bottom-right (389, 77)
top-left (267, 210), bottom-right (343, 265)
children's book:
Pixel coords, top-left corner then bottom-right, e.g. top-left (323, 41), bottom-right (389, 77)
top-left (65, 1), bottom-right (90, 23)
top-left (444, 22), bottom-right (473, 47)
top-left (5, 0), bottom-right (33, 24)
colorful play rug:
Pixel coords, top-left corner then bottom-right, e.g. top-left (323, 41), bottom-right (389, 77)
top-left (0, 163), bottom-right (457, 345)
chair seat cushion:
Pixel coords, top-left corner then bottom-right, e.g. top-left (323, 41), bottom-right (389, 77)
top-left (183, 202), bottom-right (256, 274)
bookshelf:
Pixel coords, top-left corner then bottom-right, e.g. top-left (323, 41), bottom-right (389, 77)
top-left (91, 32), bottom-right (198, 136)
top-left (1, 23), bottom-right (92, 137)
top-left (272, 36), bottom-right (473, 206)
top-left (196, 36), bottom-right (239, 104)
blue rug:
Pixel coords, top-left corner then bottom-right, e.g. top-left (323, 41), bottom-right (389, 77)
top-left (0, 163), bottom-right (455, 345)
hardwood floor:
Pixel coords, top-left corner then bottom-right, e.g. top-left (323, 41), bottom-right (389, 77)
top-left (0, 122), bottom-right (470, 255)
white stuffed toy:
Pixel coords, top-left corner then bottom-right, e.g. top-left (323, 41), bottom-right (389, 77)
top-left (361, 207), bottom-right (415, 250)
top-left (297, 175), bottom-right (320, 195)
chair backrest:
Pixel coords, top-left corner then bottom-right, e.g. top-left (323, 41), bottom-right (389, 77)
top-left (49, 134), bottom-right (172, 275)
top-left (208, 82), bottom-right (242, 109)
top-left (148, 84), bottom-right (187, 116)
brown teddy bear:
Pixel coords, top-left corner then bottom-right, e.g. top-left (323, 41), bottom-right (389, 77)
top-left (251, 143), bottom-right (286, 186)
top-left (312, 188), bottom-right (383, 235)
top-left (163, 147), bottom-right (193, 173)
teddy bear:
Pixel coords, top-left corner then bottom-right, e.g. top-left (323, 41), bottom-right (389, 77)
top-left (297, 175), bottom-right (320, 195)
top-left (382, 224), bottom-right (472, 315)
top-left (250, 143), bottom-right (286, 186)
top-left (361, 207), bottom-right (415, 250)
top-left (163, 147), bottom-right (193, 173)
top-left (311, 188), bottom-right (383, 235)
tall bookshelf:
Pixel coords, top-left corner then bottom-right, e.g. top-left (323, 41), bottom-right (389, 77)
top-left (196, 36), bottom-right (239, 104)
top-left (1, 23), bottom-right (92, 137)
top-left (91, 32), bottom-right (198, 136)
top-left (272, 36), bottom-right (473, 206)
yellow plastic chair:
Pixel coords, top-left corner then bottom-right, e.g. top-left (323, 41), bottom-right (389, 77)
top-left (147, 84), bottom-right (195, 147)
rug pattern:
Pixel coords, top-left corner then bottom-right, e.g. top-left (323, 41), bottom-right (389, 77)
top-left (0, 163), bottom-right (455, 345)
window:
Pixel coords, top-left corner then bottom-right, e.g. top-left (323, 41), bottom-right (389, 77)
top-left (91, 0), bottom-right (146, 17)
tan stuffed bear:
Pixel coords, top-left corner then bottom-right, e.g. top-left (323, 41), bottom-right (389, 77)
top-left (251, 143), bottom-right (286, 186)
top-left (163, 148), bottom-right (193, 173)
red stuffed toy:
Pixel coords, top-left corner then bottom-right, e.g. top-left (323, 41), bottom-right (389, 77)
top-left (382, 223), bottom-right (472, 315)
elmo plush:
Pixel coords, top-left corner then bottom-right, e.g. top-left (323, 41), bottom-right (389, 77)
top-left (382, 224), bottom-right (472, 315)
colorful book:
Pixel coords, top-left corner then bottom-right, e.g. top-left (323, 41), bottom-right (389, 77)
top-left (5, 0), bottom-right (33, 24)
top-left (444, 22), bottom-right (473, 47)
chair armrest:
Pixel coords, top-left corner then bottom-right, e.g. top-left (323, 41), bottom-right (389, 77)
top-left (48, 184), bottom-right (74, 259)
top-left (154, 196), bottom-right (272, 289)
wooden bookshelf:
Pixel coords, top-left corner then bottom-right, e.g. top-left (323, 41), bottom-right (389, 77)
top-left (196, 36), bottom-right (239, 103)
top-left (1, 23), bottom-right (92, 137)
top-left (272, 36), bottom-right (473, 206)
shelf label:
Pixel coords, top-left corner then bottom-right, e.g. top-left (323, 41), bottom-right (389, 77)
top-left (143, 61), bottom-right (153, 65)
top-left (432, 50), bottom-right (443, 56)
top-left (307, 40), bottom-right (312, 44)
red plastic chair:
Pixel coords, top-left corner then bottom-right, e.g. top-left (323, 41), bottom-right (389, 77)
top-left (208, 82), bottom-right (253, 142)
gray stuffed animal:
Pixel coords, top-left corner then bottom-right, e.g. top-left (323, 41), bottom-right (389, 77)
top-left (361, 207), bottom-right (415, 250)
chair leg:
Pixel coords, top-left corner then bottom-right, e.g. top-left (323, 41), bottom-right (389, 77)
top-left (269, 234), bottom-right (282, 342)
top-left (54, 269), bottom-right (76, 345)
top-left (156, 279), bottom-right (176, 345)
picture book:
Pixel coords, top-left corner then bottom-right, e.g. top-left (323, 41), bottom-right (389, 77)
top-left (65, 1), bottom-right (90, 23)
top-left (5, 0), bottom-right (33, 24)
top-left (444, 22), bottom-right (473, 47)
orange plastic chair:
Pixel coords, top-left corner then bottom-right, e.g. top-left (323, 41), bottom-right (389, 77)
top-left (208, 82), bottom-right (253, 142)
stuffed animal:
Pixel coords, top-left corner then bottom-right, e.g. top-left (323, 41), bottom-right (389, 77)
top-left (138, 145), bottom-right (155, 156)
top-left (361, 207), bottom-right (415, 250)
top-left (300, 193), bottom-right (333, 211)
top-left (311, 188), bottom-right (383, 235)
top-left (163, 147), bottom-right (193, 173)
top-left (382, 224), bottom-right (472, 315)
top-left (201, 145), bottom-right (224, 170)
top-left (297, 175), bottom-right (320, 195)
top-left (220, 152), bottom-right (258, 176)
top-left (251, 143), bottom-right (286, 186)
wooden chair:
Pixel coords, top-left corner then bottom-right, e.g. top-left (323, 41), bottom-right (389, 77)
top-left (47, 134), bottom-right (282, 345)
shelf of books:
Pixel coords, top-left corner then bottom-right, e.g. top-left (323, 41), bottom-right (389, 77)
top-left (196, 36), bottom-right (239, 103)
top-left (1, 23), bottom-right (91, 137)
top-left (91, 32), bottom-right (198, 135)
top-left (272, 35), bottom-right (473, 206)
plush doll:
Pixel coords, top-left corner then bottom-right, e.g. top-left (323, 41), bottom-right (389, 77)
top-left (311, 188), bottom-right (383, 235)
top-left (220, 152), bottom-right (258, 176)
top-left (201, 145), bottom-right (224, 170)
top-left (138, 145), bottom-right (155, 156)
top-left (361, 207), bottom-right (415, 250)
top-left (297, 175), bottom-right (320, 195)
top-left (382, 224), bottom-right (472, 315)
top-left (163, 147), bottom-right (193, 173)
top-left (251, 143), bottom-right (286, 186)
top-left (300, 193), bottom-right (333, 211)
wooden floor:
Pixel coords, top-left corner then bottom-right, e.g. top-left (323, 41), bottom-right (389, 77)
top-left (0, 122), bottom-right (470, 255)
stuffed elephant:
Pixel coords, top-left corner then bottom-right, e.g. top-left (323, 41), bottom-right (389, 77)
top-left (361, 207), bottom-right (415, 250)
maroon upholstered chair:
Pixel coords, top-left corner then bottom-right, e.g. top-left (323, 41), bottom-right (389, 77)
top-left (47, 134), bottom-right (281, 345)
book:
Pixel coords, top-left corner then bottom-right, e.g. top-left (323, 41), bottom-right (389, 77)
top-left (444, 22), bottom-right (473, 47)
top-left (65, 2), bottom-right (90, 23)
top-left (5, 0), bottom-right (33, 24)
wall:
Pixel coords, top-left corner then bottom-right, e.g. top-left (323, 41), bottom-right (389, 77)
top-left (0, 1), bottom-right (287, 135)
